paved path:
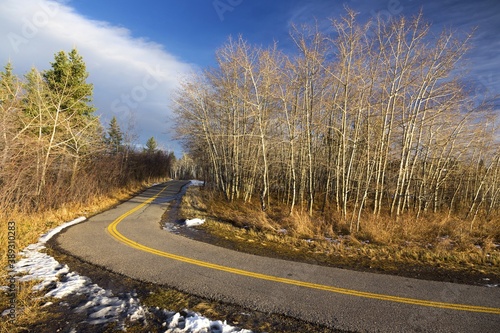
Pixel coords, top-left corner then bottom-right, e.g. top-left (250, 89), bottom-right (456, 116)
top-left (53, 181), bottom-right (500, 332)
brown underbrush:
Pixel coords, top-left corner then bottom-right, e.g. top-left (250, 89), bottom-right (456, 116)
top-left (0, 180), bottom-right (164, 333)
top-left (179, 186), bottom-right (500, 281)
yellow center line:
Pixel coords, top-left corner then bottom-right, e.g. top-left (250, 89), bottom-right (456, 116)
top-left (107, 183), bottom-right (500, 315)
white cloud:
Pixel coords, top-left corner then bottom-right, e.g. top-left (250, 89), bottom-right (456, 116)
top-left (0, 0), bottom-right (193, 154)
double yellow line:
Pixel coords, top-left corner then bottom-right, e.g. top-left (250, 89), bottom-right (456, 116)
top-left (107, 183), bottom-right (500, 315)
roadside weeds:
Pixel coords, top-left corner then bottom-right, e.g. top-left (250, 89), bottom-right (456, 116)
top-left (0, 180), bottom-right (163, 333)
top-left (178, 186), bottom-right (499, 286)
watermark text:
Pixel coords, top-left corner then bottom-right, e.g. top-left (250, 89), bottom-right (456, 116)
top-left (213, 0), bottom-right (243, 22)
top-left (6, 221), bottom-right (17, 324)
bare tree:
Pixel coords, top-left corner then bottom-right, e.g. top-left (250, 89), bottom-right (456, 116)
top-left (173, 10), bottom-right (499, 233)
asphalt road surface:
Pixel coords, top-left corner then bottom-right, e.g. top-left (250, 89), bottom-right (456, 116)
top-left (53, 180), bottom-right (500, 332)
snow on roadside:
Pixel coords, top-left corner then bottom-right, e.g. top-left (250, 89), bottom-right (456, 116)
top-left (2, 216), bottom-right (252, 332)
top-left (4, 217), bottom-right (147, 328)
top-left (39, 216), bottom-right (86, 243)
top-left (164, 310), bottom-right (252, 333)
top-left (184, 181), bottom-right (206, 228)
top-left (189, 180), bottom-right (205, 187)
top-left (185, 218), bottom-right (205, 227)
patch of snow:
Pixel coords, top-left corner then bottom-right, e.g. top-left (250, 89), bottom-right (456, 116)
top-left (2, 216), bottom-right (252, 332)
top-left (39, 216), bottom-right (86, 243)
top-left (165, 311), bottom-right (252, 333)
top-left (163, 222), bottom-right (180, 233)
top-left (189, 180), bottom-right (205, 187)
top-left (8, 217), bottom-right (147, 329)
top-left (185, 218), bottom-right (205, 227)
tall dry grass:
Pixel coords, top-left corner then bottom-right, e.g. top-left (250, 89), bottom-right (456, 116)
top-left (180, 187), bottom-right (500, 276)
top-left (0, 180), bottom-right (161, 332)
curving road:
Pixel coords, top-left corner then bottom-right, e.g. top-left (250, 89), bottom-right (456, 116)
top-left (53, 181), bottom-right (500, 332)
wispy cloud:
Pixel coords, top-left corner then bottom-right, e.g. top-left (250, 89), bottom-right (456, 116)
top-left (0, 0), bottom-right (193, 152)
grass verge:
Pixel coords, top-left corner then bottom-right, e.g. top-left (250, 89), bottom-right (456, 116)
top-left (178, 186), bottom-right (499, 285)
top-left (0, 180), bottom-right (164, 333)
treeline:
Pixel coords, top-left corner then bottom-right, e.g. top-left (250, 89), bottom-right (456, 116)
top-left (174, 11), bottom-right (500, 231)
top-left (0, 49), bottom-right (173, 214)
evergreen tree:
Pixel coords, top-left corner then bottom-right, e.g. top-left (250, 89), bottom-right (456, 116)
top-left (1, 62), bottom-right (20, 169)
top-left (106, 116), bottom-right (124, 154)
top-left (35, 49), bottom-right (100, 193)
top-left (0, 62), bottom-right (16, 97)
top-left (0, 63), bottom-right (18, 140)
top-left (43, 48), bottom-right (95, 117)
top-left (23, 67), bottom-right (48, 122)
top-left (145, 136), bottom-right (158, 154)
top-left (1, 63), bottom-right (22, 130)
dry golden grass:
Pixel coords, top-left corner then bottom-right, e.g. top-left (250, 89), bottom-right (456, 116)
top-left (180, 187), bottom-right (500, 278)
top-left (179, 187), bottom-right (278, 231)
top-left (0, 281), bottom-right (51, 333)
top-left (0, 180), bottom-right (160, 332)
top-left (2, 184), bottom-right (495, 331)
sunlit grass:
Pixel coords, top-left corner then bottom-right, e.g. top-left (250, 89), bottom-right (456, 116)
top-left (0, 180), bottom-right (160, 332)
top-left (179, 187), bottom-right (500, 279)
top-left (2, 181), bottom-right (497, 331)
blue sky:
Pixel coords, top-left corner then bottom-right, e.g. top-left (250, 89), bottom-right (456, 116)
top-left (1, 0), bottom-right (499, 155)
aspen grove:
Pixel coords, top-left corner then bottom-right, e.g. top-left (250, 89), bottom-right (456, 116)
top-left (174, 12), bottom-right (500, 233)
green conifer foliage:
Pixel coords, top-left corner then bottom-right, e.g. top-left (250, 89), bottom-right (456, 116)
top-left (145, 136), bottom-right (158, 154)
top-left (43, 48), bottom-right (95, 118)
top-left (106, 116), bottom-right (124, 154)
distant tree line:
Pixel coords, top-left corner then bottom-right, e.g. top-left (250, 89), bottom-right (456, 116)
top-left (174, 11), bottom-right (500, 231)
top-left (0, 49), bottom-right (174, 213)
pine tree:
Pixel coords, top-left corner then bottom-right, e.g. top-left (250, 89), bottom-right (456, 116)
top-left (0, 62), bottom-right (16, 96)
top-left (0, 62), bottom-right (20, 170)
top-left (43, 48), bottom-right (95, 117)
top-left (34, 49), bottom-right (101, 193)
top-left (145, 136), bottom-right (158, 154)
top-left (106, 116), bottom-right (123, 154)
top-left (0, 63), bottom-right (18, 131)
top-left (23, 67), bottom-right (49, 127)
